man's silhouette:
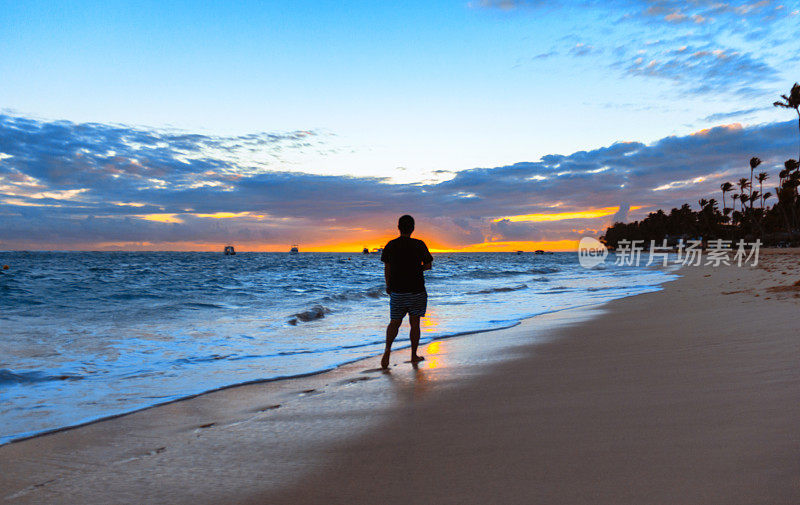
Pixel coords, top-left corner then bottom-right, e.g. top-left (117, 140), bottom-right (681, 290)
top-left (380, 215), bottom-right (433, 369)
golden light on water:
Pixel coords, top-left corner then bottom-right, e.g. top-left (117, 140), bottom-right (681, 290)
top-left (421, 310), bottom-right (440, 333)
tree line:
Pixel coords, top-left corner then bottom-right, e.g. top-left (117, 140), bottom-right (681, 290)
top-left (602, 83), bottom-right (800, 250)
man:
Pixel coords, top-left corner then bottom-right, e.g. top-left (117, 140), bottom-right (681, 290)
top-left (380, 215), bottom-right (433, 369)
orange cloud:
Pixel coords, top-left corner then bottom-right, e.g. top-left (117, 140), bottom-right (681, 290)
top-left (192, 211), bottom-right (264, 219)
top-left (445, 240), bottom-right (579, 252)
top-left (496, 206), bottom-right (641, 223)
top-left (692, 123), bottom-right (742, 136)
top-left (139, 213), bottom-right (184, 224)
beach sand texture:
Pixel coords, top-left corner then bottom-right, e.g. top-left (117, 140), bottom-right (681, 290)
top-left (1, 250), bottom-right (798, 504)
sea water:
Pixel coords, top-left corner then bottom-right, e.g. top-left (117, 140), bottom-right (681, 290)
top-left (0, 251), bottom-right (676, 444)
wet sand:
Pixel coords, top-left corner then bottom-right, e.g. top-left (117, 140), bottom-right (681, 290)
top-left (2, 251), bottom-right (799, 504)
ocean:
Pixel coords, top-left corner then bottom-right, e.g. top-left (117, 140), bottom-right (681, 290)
top-left (0, 251), bottom-right (676, 444)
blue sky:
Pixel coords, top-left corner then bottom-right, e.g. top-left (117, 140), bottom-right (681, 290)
top-left (1, 0), bottom-right (799, 250)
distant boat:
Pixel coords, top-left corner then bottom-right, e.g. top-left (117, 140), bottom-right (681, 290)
top-left (516, 250), bottom-right (524, 255)
top-left (362, 247), bottom-right (370, 254)
top-left (534, 250), bottom-right (545, 255)
top-left (224, 245), bottom-right (236, 255)
top-left (290, 244), bottom-right (299, 254)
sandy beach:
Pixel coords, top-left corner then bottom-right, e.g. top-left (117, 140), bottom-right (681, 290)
top-left (2, 251), bottom-right (799, 504)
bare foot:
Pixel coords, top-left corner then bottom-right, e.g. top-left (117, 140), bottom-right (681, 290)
top-left (411, 355), bottom-right (425, 363)
top-left (381, 352), bottom-right (390, 369)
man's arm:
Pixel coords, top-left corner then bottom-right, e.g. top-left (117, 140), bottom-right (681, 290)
top-left (384, 263), bottom-right (392, 294)
top-left (421, 241), bottom-right (433, 271)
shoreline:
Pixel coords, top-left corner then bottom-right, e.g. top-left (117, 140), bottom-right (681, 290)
top-left (2, 251), bottom-right (798, 503)
top-left (0, 318), bottom-right (524, 448)
top-left (0, 281), bottom-right (667, 448)
top-left (0, 295), bottom-right (616, 503)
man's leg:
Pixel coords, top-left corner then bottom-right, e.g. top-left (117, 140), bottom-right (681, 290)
top-left (409, 315), bottom-right (424, 362)
top-left (381, 319), bottom-right (402, 369)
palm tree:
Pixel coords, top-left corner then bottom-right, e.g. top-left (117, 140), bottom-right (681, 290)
top-left (774, 83), bottom-right (800, 160)
top-left (720, 181), bottom-right (733, 213)
top-left (780, 167), bottom-right (789, 186)
top-left (786, 159), bottom-right (800, 196)
top-left (775, 183), bottom-right (797, 241)
top-left (750, 191), bottom-right (760, 208)
top-left (763, 191), bottom-right (773, 207)
top-left (749, 157), bottom-right (761, 203)
top-left (732, 193), bottom-right (740, 212)
top-left (737, 177), bottom-right (751, 208)
top-left (757, 172), bottom-right (769, 208)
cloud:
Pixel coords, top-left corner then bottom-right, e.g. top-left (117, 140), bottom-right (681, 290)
top-left (701, 107), bottom-right (765, 122)
top-left (620, 44), bottom-right (778, 96)
top-left (489, 219), bottom-right (542, 242)
top-left (569, 43), bottom-right (600, 57)
top-left (469, 0), bottom-right (540, 10)
top-left (612, 203), bottom-right (631, 222)
top-left (477, 0), bottom-right (792, 98)
top-left (532, 50), bottom-right (558, 60)
top-left (1, 114), bottom-right (797, 249)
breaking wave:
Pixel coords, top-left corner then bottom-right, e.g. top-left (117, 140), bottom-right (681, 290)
top-left (467, 284), bottom-right (528, 295)
top-left (287, 304), bottom-right (332, 325)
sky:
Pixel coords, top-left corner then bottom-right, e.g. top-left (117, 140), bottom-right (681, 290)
top-left (1, 0), bottom-right (799, 251)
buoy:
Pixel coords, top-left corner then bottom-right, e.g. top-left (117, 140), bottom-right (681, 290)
top-left (2, 265), bottom-right (8, 270)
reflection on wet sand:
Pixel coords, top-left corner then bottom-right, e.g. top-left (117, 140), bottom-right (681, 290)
top-left (422, 340), bottom-right (443, 370)
top-left (408, 339), bottom-right (449, 396)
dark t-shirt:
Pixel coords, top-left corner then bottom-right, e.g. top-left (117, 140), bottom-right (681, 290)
top-left (380, 236), bottom-right (433, 293)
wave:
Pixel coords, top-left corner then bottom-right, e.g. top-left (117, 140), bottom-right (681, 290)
top-left (544, 288), bottom-right (572, 294)
top-left (464, 270), bottom-right (530, 279)
top-left (109, 292), bottom-right (165, 301)
top-left (287, 304), bottom-right (332, 325)
top-left (173, 353), bottom-right (234, 365)
top-left (586, 286), bottom-right (620, 292)
top-left (181, 302), bottom-right (225, 310)
top-left (323, 285), bottom-right (386, 303)
top-left (0, 369), bottom-right (82, 385)
top-left (467, 283), bottom-right (528, 295)
top-left (463, 266), bottom-right (559, 280)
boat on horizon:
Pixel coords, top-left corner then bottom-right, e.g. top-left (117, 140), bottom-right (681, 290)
top-left (362, 247), bottom-right (370, 254)
top-left (224, 245), bottom-right (236, 255)
top-left (290, 244), bottom-right (299, 254)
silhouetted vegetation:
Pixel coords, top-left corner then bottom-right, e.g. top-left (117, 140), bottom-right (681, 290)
top-left (602, 83), bottom-right (800, 249)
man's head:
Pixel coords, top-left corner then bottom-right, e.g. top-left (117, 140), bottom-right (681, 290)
top-left (398, 214), bottom-right (415, 235)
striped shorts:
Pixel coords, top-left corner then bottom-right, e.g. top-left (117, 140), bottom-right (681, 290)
top-left (389, 291), bottom-right (427, 320)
